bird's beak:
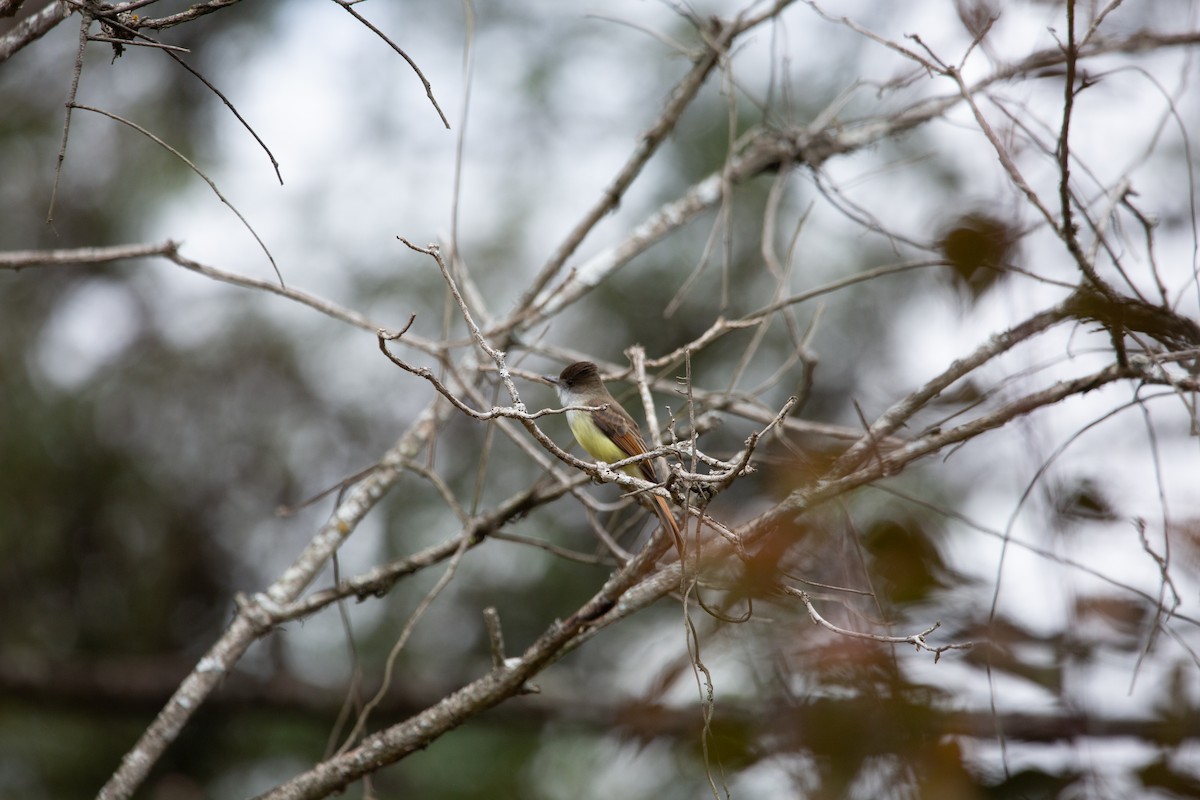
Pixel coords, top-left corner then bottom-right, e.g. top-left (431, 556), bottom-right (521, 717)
top-left (531, 373), bottom-right (558, 387)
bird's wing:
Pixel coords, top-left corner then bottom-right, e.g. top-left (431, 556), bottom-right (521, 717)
top-left (592, 404), bottom-right (658, 483)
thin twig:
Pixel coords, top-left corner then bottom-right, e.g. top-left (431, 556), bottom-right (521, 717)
top-left (333, 0), bottom-right (451, 129)
top-left (782, 586), bottom-right (974, 661)
top-left (85, 35), bottom-right (189, 52)
top-left (46, 12), bottom-right (90, 224)
top-left (70, 104), bottom-right (284, 285)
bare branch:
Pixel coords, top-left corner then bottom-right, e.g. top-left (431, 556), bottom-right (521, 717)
top-left (0, 241), bottom-right (177, 268)
top-left (332, 0), bottom-right (450, 129)
top-left (0, 0), bottom-right (71, 65)
top-left (252, 518), bottom-right (676, 800)
top-left (97, 397), bottom-right (459, 800)
top-left (782, 586), bottom-right (974, 661)
top-left (46, 10), bottom-right (89, 224)
top-left (69, 103), bottom-right (284, 284)
top-left (117, 0), bottom-right (246, 31)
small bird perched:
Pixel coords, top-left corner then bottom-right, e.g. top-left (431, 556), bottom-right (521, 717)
top-left (547, 361), bottom-right (682, 555)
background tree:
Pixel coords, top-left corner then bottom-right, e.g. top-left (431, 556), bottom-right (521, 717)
top-left (2, 1), bottom-right (1199, 799)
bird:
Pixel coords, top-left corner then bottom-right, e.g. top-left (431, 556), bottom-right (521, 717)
top-left (547, 361), bottom-right (682, 556)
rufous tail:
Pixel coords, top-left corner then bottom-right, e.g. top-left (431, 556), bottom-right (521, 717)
top-left (651, 494), bottom-right (683, 558)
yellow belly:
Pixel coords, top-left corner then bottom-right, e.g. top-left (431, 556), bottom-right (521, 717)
top-left (566, 409), bottom-right (640, 478)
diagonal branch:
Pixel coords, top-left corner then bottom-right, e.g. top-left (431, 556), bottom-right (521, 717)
top-left (96, 397), bottom-right (458, 800)
top-left (252, 518), bottom-right (676, 800)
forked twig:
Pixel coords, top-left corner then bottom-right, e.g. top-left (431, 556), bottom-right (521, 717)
top-left (782, 586), bottom-right (974, 662)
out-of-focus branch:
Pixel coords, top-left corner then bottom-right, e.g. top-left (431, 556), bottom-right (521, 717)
top-left (517, 2), bottom-right (798, 314)
top-left (0, 240), bottom-right (435, 348)
top-left (11, 652), bottom-right (1195, 745)
top-left (826, 298), bottom-right (1075, 479)
top-left (512, 25), bottom-right (1200, 331)
top-left (752, 357), bottom-right (1199, 542)
top-left (0, 241), bottom-right (176, 268)
top-left (0, 0), bottom-right (72, 65)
